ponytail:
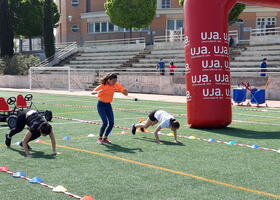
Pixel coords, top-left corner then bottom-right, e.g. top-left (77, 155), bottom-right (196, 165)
top-left (99, 73), bottom-right (118, 85)
top-left (170, 118), bottom-right (180, 129)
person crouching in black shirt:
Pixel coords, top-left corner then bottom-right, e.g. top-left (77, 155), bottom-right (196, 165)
top-left (5, 109), bottom-right (58, 157)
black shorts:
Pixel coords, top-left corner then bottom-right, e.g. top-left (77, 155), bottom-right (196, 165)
top-left (148, 110), bottom-right (158, 122)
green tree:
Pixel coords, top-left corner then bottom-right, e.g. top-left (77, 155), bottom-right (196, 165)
top-left (228, 3), bottom-right (246, 25)
top-left (0, 0), bottom-right (16, 57)
top-left (0, 0), bottom-right (60, 56)
top-left (105, 0), bottom-right (157, 38)
top-left (15, 0), bottom-right (60, 38)
top-left (43, 0), bottom-right (55, 59)
top-left (179, 1), bottom-right (245, 24)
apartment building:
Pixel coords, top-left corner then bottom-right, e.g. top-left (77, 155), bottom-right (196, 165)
top-left (55, 0), bottom-right (280, 44)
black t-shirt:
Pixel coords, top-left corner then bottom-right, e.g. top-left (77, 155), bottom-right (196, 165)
top-left (26, 111), bottom-right (46, 136)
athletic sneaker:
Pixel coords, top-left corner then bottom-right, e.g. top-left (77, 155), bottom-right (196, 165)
top-left (131, 124), bottom-right (136, 135)
top-left (19, 142), bottom-right (32, 150)
top-left (103, 138), bottom-right (112, 144)
top-left (97, 138), bottom-right (103, 144)
top-left (5, 134), bottom-right (11, 147)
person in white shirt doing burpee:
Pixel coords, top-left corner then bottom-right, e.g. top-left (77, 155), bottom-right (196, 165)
top-left (131, 110), bottom-right (180, 144)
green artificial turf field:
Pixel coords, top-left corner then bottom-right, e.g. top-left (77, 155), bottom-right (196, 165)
top-left (0, 90), bottom-right (280, 200)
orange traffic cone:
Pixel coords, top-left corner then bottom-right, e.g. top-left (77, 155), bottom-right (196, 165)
top-left (81, 195), bottom-right (95, 200)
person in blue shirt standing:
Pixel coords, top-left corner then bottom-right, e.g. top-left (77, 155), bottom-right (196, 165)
top-left (260, 58), bottom-right (267, 77)
top-left (156, 58), bottom-right (165, 75)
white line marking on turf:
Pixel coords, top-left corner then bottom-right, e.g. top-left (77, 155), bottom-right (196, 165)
top-left (233, 120), bottom-right (280, 127)
top-left (234, 113), bottom-right (280, 119)
top-left (53, 116), bottom-right (143, 124)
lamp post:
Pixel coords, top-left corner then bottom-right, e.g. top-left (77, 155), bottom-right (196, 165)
top-left (67, 15), bottom-right (72, 43)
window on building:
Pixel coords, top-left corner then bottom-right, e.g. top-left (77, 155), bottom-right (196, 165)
top-left (141, 27), bottom-right (149, 31)
top-left (162, 0), bottom-right (170, 8)
top-left (88, 23), bottom-right (94, 33)
top-left (101, 22), bottom-right (107, 32)
top-left (176, 20), bottom-right (184, 30)
top-left (71, 0), bottom-right (79, 8)
top-left (87, 22), bottom-right (149, 33)
top-left (167, 19), bottom-right (184, 30)
top-left (167, 20), bottom-right (175, 30)
top-left (117, 26), bottom-right (125, 32)
top-left (86, 0), bottom-right (91, 12)
top-left (256, 17), bottom-right (276, 29)
top-left (95, 22), bottom-right (100, 32)
top-left (108, 23), bottom-right (114, 32)
top-left (71, 25), bottom-right (80, 32)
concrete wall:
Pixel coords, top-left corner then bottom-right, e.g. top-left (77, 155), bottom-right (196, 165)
top-left (250, 35), bottom-right (280, 45)
top-left (118, 74), bottom-right (186, 96)
top-left (82, 43), bottom-right (145, 51)
top-left (266, 77), bottom-right (280, 100)
top-left (0, 76), bottom-right (29, 89)
top-left (1, 74), bottom-right (280, 100)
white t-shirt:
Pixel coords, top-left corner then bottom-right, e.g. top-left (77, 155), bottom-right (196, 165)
top-left (26, 110), bottom-right (36, 118)
top-left (154, 110), bottom-right (174, 128)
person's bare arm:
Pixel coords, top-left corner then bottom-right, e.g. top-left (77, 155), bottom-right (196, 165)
top-left (122, 89), bottom-right (128, 96)
top-left (173, 130), bottom-right (181, 143)
top-left (49, 131), bottom-right (58, 155)
top-left (22, 132), bottom-right (32, 157)
top-left (91, 91), bottom-right (98, 95)
top-left (92, 85), bottom-right (103, 95)
top-left (154, 126), bottom-right (163, 144)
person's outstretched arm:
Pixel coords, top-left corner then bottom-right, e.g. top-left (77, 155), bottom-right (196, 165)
top-left (154, 126), bottom-right (163, 144)
top-left (173, 130), bottom-right (181, 143)
top-left (122, 89), bottom-right (128, 96)
top-left (92, 84), bottom-right (103, 95)
top-left (22, 132), bottom-right (32, 157)
top-left (115, 82), bottom-right (128, 96)
top-left (49, 131), bottom-right (57, 155)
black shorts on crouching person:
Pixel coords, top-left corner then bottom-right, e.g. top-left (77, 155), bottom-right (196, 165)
top-left (148, 110), bottom-right (158, 122)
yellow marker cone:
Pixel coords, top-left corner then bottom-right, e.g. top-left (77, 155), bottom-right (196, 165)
top-left (53, 185), bottom-right (67, 193)
top-left (189, 136), bottom-right (196, 140)
top-left (138, 118), bottom-right (145, 122)
top-left (168, 132), bottom-right (174, 136)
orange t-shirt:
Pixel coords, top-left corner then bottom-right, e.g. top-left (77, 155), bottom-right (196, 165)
top-left (94, 82), bottom-right (126, 103)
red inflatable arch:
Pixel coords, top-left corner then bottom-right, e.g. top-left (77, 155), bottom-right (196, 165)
top-left (184, 0), bottom-right (280, 128)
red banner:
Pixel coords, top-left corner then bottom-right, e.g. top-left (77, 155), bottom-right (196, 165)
top-left (184, 0), bottom-right (236, 128)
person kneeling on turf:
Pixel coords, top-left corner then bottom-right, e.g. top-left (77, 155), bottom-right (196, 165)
top-left (5, 109), bottom-right (57, 157)
top-left (131, 110), bottom-right (180, 144)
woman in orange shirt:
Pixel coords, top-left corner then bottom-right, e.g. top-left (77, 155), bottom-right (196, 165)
top-left (92, 73), bottom-right (128, 144)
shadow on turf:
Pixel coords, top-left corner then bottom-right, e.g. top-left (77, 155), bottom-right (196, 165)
top-left (9, 147), bottom-right (56, 159)
top-left (199, 127), bottom-right (280, 139)
top-left (103, 143), bottom-right (144, 154)
top-left (135, 137), bottom-right (185, 146)
top-left (0, 124), bottom-right (9, 128)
